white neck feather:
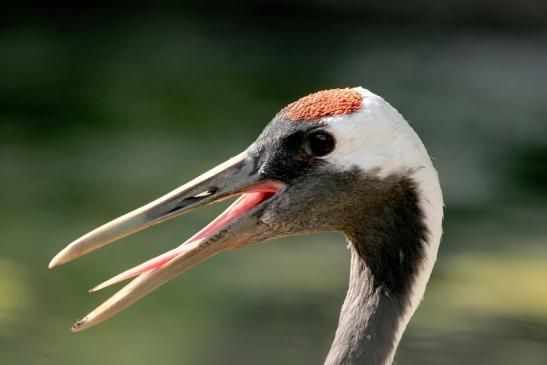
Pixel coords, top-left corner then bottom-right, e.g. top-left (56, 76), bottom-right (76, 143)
top-left (388, 165), bottom-right (444, 364)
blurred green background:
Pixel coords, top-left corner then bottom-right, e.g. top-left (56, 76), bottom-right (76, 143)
top-left (1, 2), bottom-right (546, 364)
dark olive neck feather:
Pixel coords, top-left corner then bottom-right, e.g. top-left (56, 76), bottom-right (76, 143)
top-left (325, 177), bottom-right (429, 365)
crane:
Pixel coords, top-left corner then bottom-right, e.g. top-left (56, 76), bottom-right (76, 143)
top-left (50, 87), bottom-right (443, 365)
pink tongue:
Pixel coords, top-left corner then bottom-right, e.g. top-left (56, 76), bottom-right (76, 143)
top-left (89, 247), bottom-right (184, 292)
top-left (90, 188), bottom-right (276, 292)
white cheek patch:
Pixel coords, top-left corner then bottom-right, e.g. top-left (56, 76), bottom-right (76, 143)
top-left (322, 87), bottom-right (433, 178)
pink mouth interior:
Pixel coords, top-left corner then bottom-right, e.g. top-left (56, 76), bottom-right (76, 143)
top-left (90, 182), bottom-right (281, 292)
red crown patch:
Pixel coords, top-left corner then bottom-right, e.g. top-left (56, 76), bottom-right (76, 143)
top-left (281, 88), bottom-right (362, 122)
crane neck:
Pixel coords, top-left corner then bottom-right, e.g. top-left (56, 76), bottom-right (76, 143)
top-left (325, 169), bottom-right (443, 365)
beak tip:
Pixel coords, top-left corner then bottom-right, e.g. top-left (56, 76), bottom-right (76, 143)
top-left (49, 246), bottom-right (75, 269)
top-left (71, 318), bottom-right (87, 332)
top-left (48, 254), bottom-right (65, 269)
top-left (48, 258), bottom-right (59, 269)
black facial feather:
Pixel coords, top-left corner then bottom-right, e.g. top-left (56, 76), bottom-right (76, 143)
top-left (346, 175), bottom-right (428, 296)
top-left (250, 116), bottom-right (326, 182)
top-left (262, 168), bottom-right (427, 293)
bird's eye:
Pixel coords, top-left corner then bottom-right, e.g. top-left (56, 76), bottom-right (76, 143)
top-left (303, 131), bottom-right (335, 157)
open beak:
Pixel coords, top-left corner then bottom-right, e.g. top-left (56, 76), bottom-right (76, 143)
top-left (49, 149), bottom-right (285, 332)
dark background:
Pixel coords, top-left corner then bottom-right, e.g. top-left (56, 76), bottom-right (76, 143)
top-left (1, 2), bottom-right (546, 364)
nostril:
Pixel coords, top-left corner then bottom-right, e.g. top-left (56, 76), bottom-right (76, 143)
top-left (165, 188), bottom-right (220, 215)
top-left (193, 187), bottom-right (218, 198)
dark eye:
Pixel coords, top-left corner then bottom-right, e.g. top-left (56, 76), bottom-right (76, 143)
top-left (303, 131), bottom-right (335, 157)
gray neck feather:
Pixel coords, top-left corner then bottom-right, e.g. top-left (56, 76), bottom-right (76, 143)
top-left (324, 243), bottom-right (410, 365)
top-left (322, 174), bottom-right (431, 365)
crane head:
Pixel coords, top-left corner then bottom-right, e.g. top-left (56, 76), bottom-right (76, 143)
top-left (49, 87), bottom-right (436, 331)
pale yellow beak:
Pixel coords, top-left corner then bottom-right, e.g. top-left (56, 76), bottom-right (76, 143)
top-left (50, 149), bottom-right (285, 332)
